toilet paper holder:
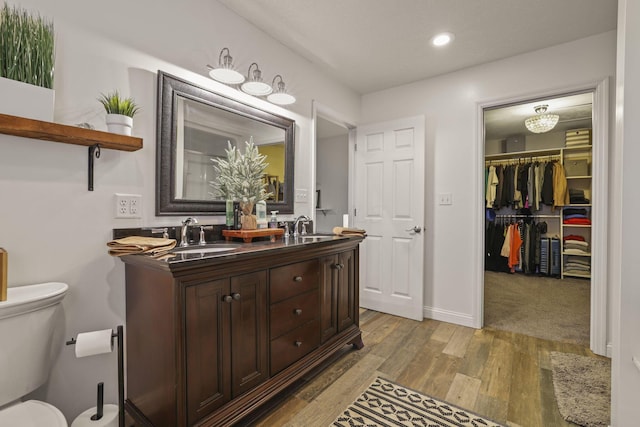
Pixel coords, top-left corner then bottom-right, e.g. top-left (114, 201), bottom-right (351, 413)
top-left (66, 325), bottom-right (124, 427)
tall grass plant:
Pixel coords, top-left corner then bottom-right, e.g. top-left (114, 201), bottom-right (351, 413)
top-left (0, 2), bottom-right (54, 89)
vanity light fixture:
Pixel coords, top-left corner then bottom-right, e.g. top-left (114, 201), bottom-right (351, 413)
top-left (207, 47), bottom-right (245, 85)
top-left (431, 32), bottom-right (454, 47)
top-left (240, 62), bottom-right (273, 96)
top-left (267, 75), bottom-right (296, 105)
top-left (524, 104), bottom-right (560, 134)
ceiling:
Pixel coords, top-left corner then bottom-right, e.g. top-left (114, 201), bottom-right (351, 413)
top-left (218, 0), bottom-right (617, 95)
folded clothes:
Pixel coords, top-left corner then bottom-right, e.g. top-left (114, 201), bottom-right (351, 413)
top-left (563, 214), bottom-right (589, 220)
top-left (563, 208), bottom-right (588, 216)
top-left (332, 226), bottom-right (367, 237)
top-left (107, 236), bottom-right (177, 256)
top-left (563, 218), bottom-right (592, 225)
top-left (564, 248), bottom-right (590, 255)
top-left (564, 240), bottom-right (589, 247)
top-left (563, 234), bottom-right (586, 241)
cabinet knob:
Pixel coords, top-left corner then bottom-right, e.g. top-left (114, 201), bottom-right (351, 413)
top-left (294, 308), bottom-right (302, 315)
top-left (294, 341), bottom-right (302, 347)
top-left (232, 293), bottom-right (241, 301)
top-left (293, 276), bottom-right (303, 282)
top-left (333, 263), bottom-right (344, 270)
top-left (223, 295), bottom-right (233, 303)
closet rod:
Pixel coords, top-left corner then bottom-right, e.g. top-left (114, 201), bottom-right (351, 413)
top-left (494, 214), bottom-right (559, 218)
top-left (485, 154), bottom-right (561, 165)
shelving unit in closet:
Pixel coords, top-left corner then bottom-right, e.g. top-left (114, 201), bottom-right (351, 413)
top-left (561, 133), bottom-right (592, 279)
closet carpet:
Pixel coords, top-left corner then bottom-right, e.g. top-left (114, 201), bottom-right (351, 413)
top-left (484, 271), bottom-right (590, 346)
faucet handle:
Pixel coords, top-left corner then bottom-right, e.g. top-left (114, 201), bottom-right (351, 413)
top-left (280, 222), bottom-right (290, 235)
top-left (183, 217), bottom-right (198, 225)
top-left (301, 223), bottom-right (308, 235)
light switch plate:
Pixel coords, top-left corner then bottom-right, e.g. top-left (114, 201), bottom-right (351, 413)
top-left (295, 188), bottom-right (308, 203)
top-left (438, 193), bottom-right (453, 205)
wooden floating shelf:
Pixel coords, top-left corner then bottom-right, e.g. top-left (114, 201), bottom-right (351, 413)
top-left (222, 228), bottom-right (284, 243)
top-left (0, 113), bottom-right (142, 151)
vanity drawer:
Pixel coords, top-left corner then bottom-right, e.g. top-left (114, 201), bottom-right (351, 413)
top-left (270, 319), bottom-right (320, 375)
top-left (270, 290), bottom-right (319, 339)
top-left (270, 260), bottom-right (319, 303)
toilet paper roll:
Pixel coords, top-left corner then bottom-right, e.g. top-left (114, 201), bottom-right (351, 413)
top-left (74, 329), bottom-right (113, 358)
top-left (342, 214), bottom-right (349, 228)
top-left (71, 404), bottom-right (118, 427)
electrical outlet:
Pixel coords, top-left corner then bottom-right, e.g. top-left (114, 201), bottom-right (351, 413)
top-left (295, 188), bottom-right (308, 203)
top-left (115, 193), bottom-right (142, 218)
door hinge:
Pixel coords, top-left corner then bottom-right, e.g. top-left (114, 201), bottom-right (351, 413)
top-left (354, 143), bottom-right (357, 151)
top-left (354, 208), bottom-right (357, 216)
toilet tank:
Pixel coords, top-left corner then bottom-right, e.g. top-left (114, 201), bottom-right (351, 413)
top-left (0, 282), bottom-right (68, 407)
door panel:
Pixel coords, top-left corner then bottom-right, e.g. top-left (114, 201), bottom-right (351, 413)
top-left (356, 116), bottom-right (425, 321)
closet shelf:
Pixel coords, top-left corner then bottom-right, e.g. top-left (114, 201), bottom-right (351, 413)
top-left (566, 175), bottom-right (591, 179)
top-left (0, 113), bottom-right (143, 151)
top-left (562, 252), bottom-right (592, 257)
top-left (562, 224), bottom-right (591, 228)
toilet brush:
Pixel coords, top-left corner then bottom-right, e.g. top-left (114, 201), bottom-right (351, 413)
top-left (91, 382), bottom-right (104, 421)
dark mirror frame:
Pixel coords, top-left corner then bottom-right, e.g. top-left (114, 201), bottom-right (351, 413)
top-left (156, 71), bottom-right (295, 215)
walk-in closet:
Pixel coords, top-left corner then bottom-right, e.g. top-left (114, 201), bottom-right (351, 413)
top-left (483, 92), bottom-right (594, 346)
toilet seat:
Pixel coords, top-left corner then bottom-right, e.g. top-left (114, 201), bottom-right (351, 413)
top-left (0, 400), bottom-right (67, 426)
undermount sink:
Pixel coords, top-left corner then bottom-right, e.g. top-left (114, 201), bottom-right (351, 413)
top-left (174, 243), bottom-right (241, 255)
top-left (296, 234), bottom-right (334, 241)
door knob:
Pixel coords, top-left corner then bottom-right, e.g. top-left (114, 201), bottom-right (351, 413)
top-left (293, 276), bottom-right (303, 282)
top-left (405, 226), bottom-right (422, 233)
top-left (232, 293), bottom-right (241, 301)
top-left (294, 309), bottom-right (302, 315)
top-left (223, 295), bottom-right (233, 303)
top-left (294, 341), bottom-right (302, 347)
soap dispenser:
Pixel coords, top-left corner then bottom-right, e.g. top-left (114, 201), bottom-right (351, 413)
top-left (268, 211), bottom-right (279, 228)
top-left (256, 200), bottom-right (267, 229)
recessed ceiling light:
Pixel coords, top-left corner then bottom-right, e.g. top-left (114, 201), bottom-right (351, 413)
top-left (431, 32), bottom-right (454, 47)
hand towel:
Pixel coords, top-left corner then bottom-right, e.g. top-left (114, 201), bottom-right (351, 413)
top-left (107, 236), bottom-right (177, 256)
top-left (332, 226), bottom-right (367, 237)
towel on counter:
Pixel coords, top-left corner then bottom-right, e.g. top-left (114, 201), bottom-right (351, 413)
top-left (107, 236), bottom-right (177, 256)
top-left (332, 226), bottom-right (367, 237)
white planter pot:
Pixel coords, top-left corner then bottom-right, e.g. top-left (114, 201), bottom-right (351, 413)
top-left (0, 77), bottom-right (55, 122)
top-left (106, 114), bottom-right (133, 136)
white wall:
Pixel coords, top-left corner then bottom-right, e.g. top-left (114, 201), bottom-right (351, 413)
top-left (361, 32), bottom-right (616, 329)
top-left (612, 0), bottom-right (640, 424)
top-left (0, 0), bottom-right (360, 422)
top-left (316, 134), bottom-right (349, 232)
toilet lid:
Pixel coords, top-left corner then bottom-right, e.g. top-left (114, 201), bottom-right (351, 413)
top-left (0, 400), bottom-right (67, 426)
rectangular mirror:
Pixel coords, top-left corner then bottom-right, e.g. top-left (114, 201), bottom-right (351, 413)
top-left (156, 71), bottom-right (295, 215)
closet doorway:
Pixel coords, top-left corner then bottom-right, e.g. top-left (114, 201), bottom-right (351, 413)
top-left (479, 80), bottom-right (609, 356)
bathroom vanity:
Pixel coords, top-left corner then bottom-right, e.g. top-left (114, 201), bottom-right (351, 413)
top-left (119, 235), bottom-right (363, 427)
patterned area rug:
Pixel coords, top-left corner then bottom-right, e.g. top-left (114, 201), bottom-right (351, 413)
top-left (331, 377), bottom-right (505, 427)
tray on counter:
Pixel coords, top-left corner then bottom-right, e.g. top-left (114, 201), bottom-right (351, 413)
top-left (222, 228), bottom-right (284, 243)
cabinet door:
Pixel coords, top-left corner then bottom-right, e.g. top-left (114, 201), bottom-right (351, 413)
top-left (230, 270), bottom-right (269, 396)
top-left (185, 279), bottom-right (231, 425)
top-left (337, 250), bottom-right (356, 332)
top-left (319, 255), bottom-right (338, 343)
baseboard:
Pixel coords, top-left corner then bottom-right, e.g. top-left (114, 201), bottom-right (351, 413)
top-left (423, 306), bottom-right (476, 328)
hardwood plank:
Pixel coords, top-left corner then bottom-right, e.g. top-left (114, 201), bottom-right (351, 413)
top-left (430, 321), bottom-right (458, 343)
top-left (474, 393), bottom-right (508, 424)
top-left (252, 396), bottom-right (308, 427)
top-left (508, 350), bottom-right (543, 427)
top-left (539, 367), bottom-right (573, 427)
top-left (459, 328), bottom-right (494, 378)
top-left (445, 373), bottom-right (481, 410)
top-left (480, 337), bottom-right (514, 401)
top-left (443, 325), bottom-right (475, 358)
top-left (417, 352), bottom-right (460, 400)
top-left (395, 338), bottom-right (447, 390)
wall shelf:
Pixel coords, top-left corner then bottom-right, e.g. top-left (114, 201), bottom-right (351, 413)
top-left (0, 113), bottom-right (143, 151)
top-left (0, 113), bottom-right (143, 190)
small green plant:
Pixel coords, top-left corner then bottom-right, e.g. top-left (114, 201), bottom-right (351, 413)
top-left (98, 91), bottom-right (140, 117)
top-left (0, 2), bottom-right (55, 89)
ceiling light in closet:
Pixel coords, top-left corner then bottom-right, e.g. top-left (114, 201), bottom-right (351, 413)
top-left (524, 105), bottom-right (559, 133)
top-left (240, 62), bottom-right (273, 96)
top-left (207, 48), bottom-right (245, 84)
top-left (267, 75), bottom-right (296, 105)
top-left (431, 32), bottom-right (454, 47)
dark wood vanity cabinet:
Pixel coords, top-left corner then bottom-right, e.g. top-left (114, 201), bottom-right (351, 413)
top-left (122, 238), bottom-right (363, 427)
top-left (184, 271), bottom-right (268, 425)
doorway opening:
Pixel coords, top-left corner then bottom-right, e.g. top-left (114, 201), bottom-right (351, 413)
top-left (478, 79), bottom-right (609, 356)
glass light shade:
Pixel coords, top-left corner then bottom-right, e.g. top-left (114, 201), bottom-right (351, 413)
top-left (524, 105), bottom-right (559, 133)
top-left (241, 80), bottom-right (272, 96)
top-left (209, 67), bottom-right (245, 85)
top-left (268, 92), bottom-right (296, 105)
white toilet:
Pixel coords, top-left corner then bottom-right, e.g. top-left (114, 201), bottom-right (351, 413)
top-left (0, 282), bottom-right (69, 426)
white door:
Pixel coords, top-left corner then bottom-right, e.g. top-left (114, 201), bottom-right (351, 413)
top-left (354, 116), bottom-right (425, 321)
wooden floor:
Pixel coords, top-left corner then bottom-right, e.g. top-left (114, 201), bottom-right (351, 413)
top-left (251, 309), bottom-right (604, 427)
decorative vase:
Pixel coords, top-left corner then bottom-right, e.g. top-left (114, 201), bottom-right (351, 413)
top-left (240, 201), bottom-right (257, 230)
top-left (0, 77), bottom-right (54, 122)
top-left (106, 114), bottom-right (133, 136)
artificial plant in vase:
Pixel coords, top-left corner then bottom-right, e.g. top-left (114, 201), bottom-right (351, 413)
top-left (98, 91), bottom-right (140, 136)
top-left (0, 2), bottom-right (55, 121)
top-left (212, 139), bottom-right (271, 229)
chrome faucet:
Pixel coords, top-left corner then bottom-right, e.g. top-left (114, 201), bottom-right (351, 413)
top-left (180, 217), bottom-right (198, 247)
top-left (292, 215), bottom-right (311, 237)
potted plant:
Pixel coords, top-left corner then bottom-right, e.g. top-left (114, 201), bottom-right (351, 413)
top-left (212, 139), bottom-right (271, 229)
top-left (98, 91), bottom-right (140, 136)
top-left (0, 2), bottom-right (55, 121)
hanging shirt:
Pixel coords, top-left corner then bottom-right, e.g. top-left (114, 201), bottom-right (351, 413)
top-left (508, 223), bottom-right (523, 272)
top-left (553, 162), bottom-right (569, 210)
top-left (486, 166), bottom-right (499, 208)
